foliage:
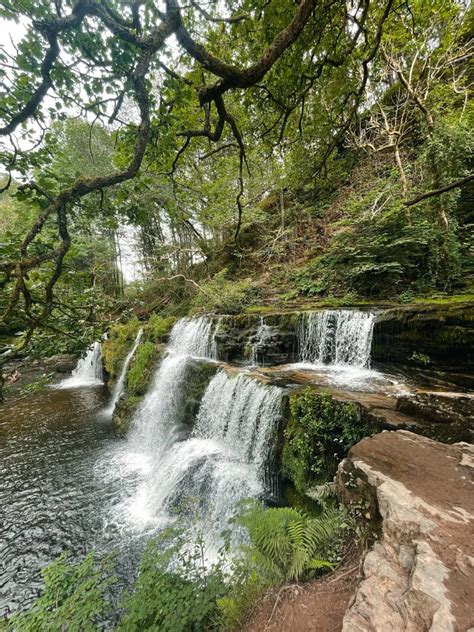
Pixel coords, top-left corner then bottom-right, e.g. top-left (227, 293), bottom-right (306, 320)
top-left (102, 318), bottom-right (141, 378)
top-left (1, 498), bottom-right (357, 632)
top-left (127, 342), bottom-right (159, 396)
top-left (191, 270), bottom-right (258, 315)
top-left (1, 552), bottom-right (114, 632)
top-left (282, 390), bottom-right (375, 492)
top-left (234, 500), bottom-right (351, 584)
top-left (118, 529), bottom-right (228, 632)
top-left (144, 314), bottom-right (177, 342)
top-left (291, 174), bottom-right (464, 298)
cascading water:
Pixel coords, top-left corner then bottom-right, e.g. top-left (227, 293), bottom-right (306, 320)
top-left (104, 328), bottom-right (143, 417)
top-left (103, 316), bottom-right (283, 551)
top-left (298, 309), bottom-right (375, 368)
top-left (133, 371), bottom-right (282, 532)
top-left (55, 341), bottom-right (104, 388)
top-left (250, 317), bottom-right (279, 366)
top-left (209, 316), bottom-right (223, 360)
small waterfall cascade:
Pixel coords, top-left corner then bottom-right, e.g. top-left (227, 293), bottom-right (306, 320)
top-left (104, 328), bottom-right (143, 417)
top-left (127, 317), bottom-right (216, 455)
top-left (298, 310), bottom-right (375, 368)
top-left (250, 317), bottom-right (279, 366)
top-left (209, 316), bottom-right (223, 360)
top-left (125, 368), bottom-right (283, 537)
top-left (56, 341), bottom-right (104, 388)
top-left (167, 316), bottom-right (216, 358)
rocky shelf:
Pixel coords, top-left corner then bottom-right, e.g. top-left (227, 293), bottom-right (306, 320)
top-left (336, 430), bottom-right (474, 632)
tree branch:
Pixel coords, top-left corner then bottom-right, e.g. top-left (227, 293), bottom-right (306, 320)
top-left (405, 174), bottom-right (474, 207)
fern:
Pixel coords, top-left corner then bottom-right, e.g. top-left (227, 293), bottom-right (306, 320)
top-left (236, 501), bottom-right (351, 583)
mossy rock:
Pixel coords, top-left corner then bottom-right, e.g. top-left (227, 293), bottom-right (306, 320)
top-left (103, 317), bottom-right (142, 378)
top-left (113, 395), bottom-right (143, 436)
top-left (281, 388), bottom-right (378, 494)
top-left (127, 341), bottom-right (161, 396)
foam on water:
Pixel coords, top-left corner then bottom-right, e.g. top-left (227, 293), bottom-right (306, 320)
top-left (100, 317), bottom-right (283, 550)
top-left (54, 342), bottom-right (104, 389)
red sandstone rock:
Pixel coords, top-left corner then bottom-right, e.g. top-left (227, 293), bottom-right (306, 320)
top-left (337, 430), bottom-right (474, 632)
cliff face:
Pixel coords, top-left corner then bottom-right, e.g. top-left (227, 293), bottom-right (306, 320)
top-left (337, 431), bottom-right (474, 632)
top-left (371, 303), bottom-right (474, 383)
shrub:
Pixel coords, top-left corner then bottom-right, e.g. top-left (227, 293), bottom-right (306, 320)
top-left (217, 498), bottom-right (353, 631)
top-left (191, 269), bottom-right (258, 315)
top-left (1, 552), bottom-right (114, 632)
top-left (144, 314), bottom-right (176, 342)
top-left (117, 529), bottom-right (228, 632)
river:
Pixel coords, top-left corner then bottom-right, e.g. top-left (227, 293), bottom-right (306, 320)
top-left (0, 386), bottom-right (125, 616)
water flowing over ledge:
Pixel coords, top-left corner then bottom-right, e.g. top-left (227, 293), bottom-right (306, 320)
top-left (103, 328), bottom-right (143, 417)
top-left (297, 310), bottom-right (375, 368)
top-left (53, 342), bottom-right (104, 389)
top-left (102, 317), bottom-right (283, 551)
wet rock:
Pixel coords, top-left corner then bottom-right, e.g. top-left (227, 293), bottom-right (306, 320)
top-left (212, 313), bottom-right (299, 365)
top-left (337, 431), bottom-right (474, 632)
top-left (372, 303), bottom-right (474, 386)
top-left (112, 395), bottom-right (142, 436)
top-left (180, 358), bottom-right (219, 427)
top-left (44, 353), bottom-right (78, 373)
top-left (396, 390), bottom-right (474, 426)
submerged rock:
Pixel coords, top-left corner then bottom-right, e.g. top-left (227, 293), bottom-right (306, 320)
top-left (337, 431), bottom-right (474, 632)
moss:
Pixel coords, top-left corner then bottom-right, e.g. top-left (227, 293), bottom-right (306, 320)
top-left (102, 317), bottom-right (142, 378)
top-left (127, 341), bottom-right (159, 396)
top-left (412, 293), bottom-right (474, 305)
top-left (281, 389), bottom-right (376, 493)
top-left (144, 314), bottom-right (177, 343)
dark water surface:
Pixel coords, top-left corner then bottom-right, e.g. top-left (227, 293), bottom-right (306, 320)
top-left (0, 386), bottom-right (123, 616)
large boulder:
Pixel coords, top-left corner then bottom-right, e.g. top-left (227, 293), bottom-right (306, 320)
top-left (337, 431), bottom-right (474, 632)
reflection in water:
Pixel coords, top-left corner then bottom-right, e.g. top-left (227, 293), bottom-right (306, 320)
top-left (0, 387), bottom-right (122, 616)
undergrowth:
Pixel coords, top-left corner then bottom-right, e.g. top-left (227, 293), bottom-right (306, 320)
top-left (1, 499), bottom-right (353, 632)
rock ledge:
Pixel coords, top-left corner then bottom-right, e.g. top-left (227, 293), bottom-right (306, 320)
top-left (337, 430), bottom-right (474, 632)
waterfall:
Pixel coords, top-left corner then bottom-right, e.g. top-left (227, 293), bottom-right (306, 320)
top-left (127, 317), bottom-right (216, 455)
top-left (250, 317), bottom-right (279, 366)
top-left (55, 342), bottom-right (104, 388)
top-left (298, 310), bottom-right (375, 368)
top-left (209, 316), bottom-right (223, 360)
top-left (125, 369), bottom-right (282, 539)
top-left (104, 328), bottom-right (143, 417)
top-left (167, 316), bottom-right (215, 358)
top-left (107, 317), bottom-right (283, 548)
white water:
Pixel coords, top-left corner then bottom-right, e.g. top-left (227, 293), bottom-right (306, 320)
top-left (104, 328), bottom-right (143, 417)
top-left (298, 310), bottom-right (375, 368)
top-left (102, 317), bottom-right (282, 549)
top-left (55, 342), bottom-right (104, 388)
top-left (250, 317), bottom-right (279, 366)
top-left (209, 316), bottom-right (223, 360)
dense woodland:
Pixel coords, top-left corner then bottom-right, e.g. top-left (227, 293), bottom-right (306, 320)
top-left (0, 0), bottom-right (473, 629)
top-left (1, 0), bottom-right (473, 372)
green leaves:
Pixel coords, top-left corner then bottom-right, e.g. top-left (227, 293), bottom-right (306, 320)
top-left (235, 500), bottom-right (350, 584)
top-left (282, 390), bottom-right (375, 493)
top-left (3, 552), bottom-right (115, 632)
